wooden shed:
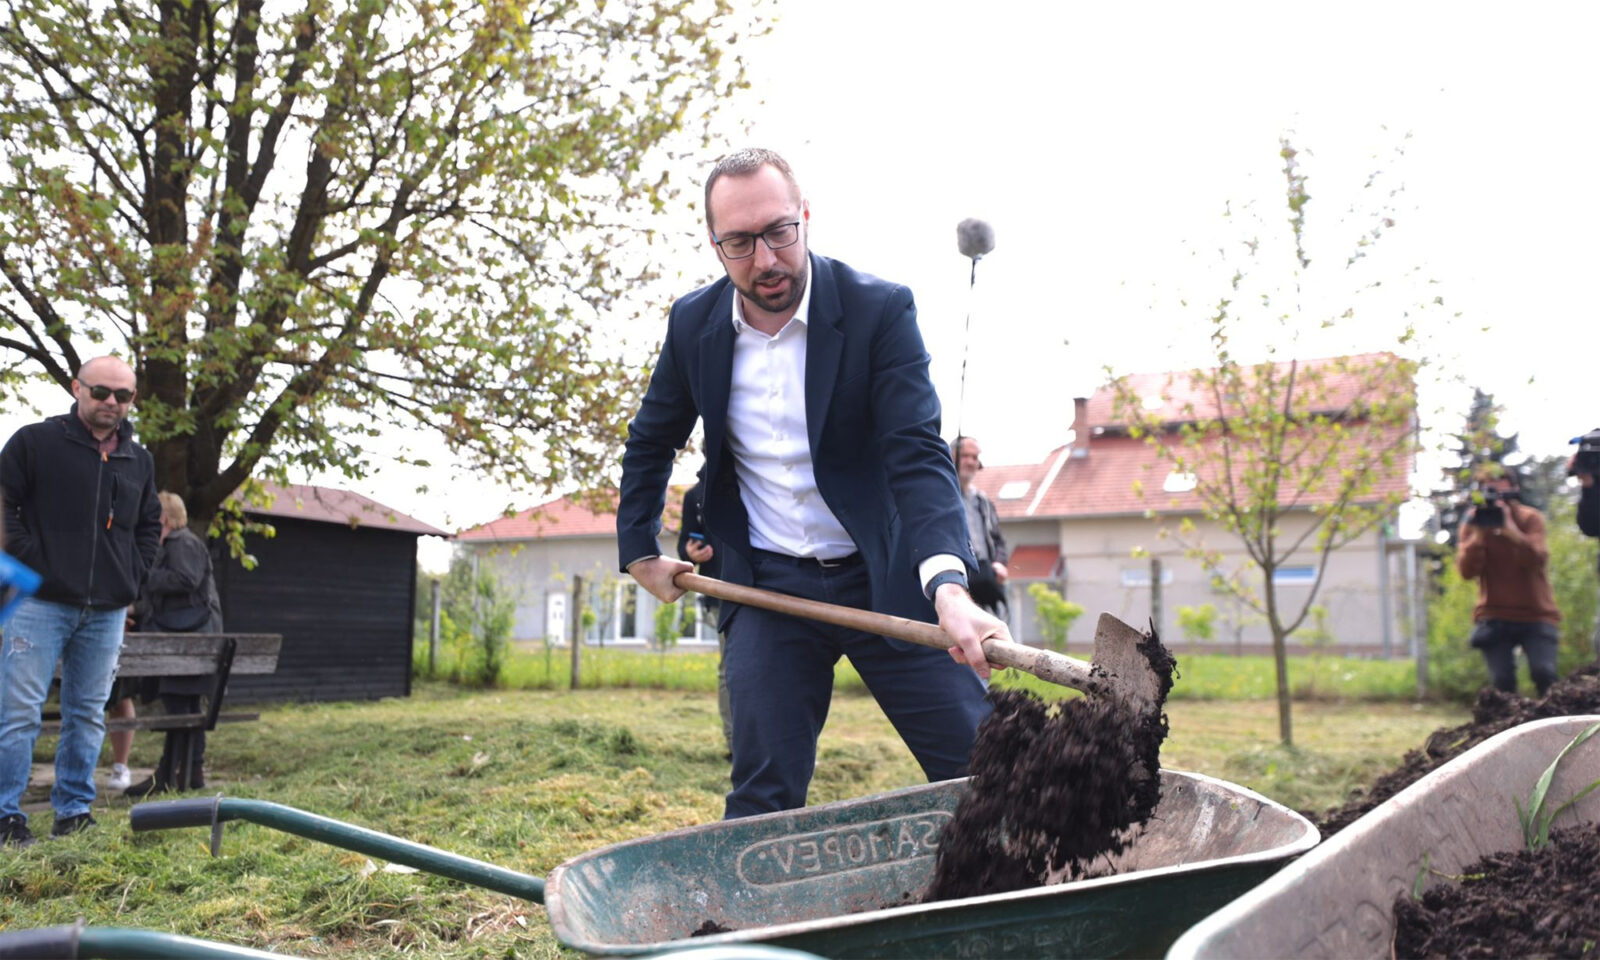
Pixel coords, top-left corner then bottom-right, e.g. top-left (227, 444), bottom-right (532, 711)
top-left (214, 483), bottom-right (448, 703)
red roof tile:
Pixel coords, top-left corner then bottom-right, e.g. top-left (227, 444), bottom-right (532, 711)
top-left (242, 483), bottom-right (449, 537)
top-left (457, 487), bottom-right (689, 542)
top-left (991, 423), bottom-right (1414, 520)
top-left (1085, 352), bottom-right (1404, 430)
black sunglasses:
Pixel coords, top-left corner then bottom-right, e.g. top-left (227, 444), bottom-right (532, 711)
top-left (82, 383), bottom-right (135, 404)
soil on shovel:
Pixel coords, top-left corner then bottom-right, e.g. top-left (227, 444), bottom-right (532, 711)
top-left (1392, 822), bottom-right (1600, 959)
top-left (924, 627), bottom-right (1176, 902)
top-left (1312, 663), bottom-right (1600, 836)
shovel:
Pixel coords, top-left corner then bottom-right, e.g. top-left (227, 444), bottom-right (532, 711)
top-left (674, 572), bottom-right (1165, 716)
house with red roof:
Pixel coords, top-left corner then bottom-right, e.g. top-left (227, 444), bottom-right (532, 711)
top-left (458, 352), bottom-right (1421, 655)
top-left (455, 487), bottom-right (697, 647)
top-left (977, 352), bottom-right (1421, 653)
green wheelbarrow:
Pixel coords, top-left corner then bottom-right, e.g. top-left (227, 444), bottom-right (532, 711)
top-left (132, 768), bottom-right (1316, 959)
top-left (0, 921), bottom-right (821, 960)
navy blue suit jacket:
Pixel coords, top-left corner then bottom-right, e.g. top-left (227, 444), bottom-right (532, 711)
top-left (616, 253), bottom-right (976, 629)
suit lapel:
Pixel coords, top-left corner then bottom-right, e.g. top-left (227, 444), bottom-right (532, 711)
top-left (805, 255), bottom-right (843, 452)
top-left (699, 285), bottom-right (737, 471)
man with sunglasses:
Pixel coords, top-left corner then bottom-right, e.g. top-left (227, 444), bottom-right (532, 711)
top-left (0, 356), bottom-right (161, 846)
top-left (618, 148), bottom-right (1004, 819)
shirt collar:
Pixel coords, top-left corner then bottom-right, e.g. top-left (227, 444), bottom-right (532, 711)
top-left (730, 266), bottom-right (813, 335)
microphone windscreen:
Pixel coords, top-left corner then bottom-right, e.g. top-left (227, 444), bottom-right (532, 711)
top-left (956, 218), bottom-right (995, 259)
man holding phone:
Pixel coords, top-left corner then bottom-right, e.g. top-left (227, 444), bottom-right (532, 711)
top-left (676, 468), bottom-right (732, 755)
top-left (1456, 474), bottom-right (1561, 696)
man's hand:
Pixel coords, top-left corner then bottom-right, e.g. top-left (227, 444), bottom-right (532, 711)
top-left (933, 582), bottom-right (1009, 681)
top-left (991, 560), bottom-right (1009, 584)
top-left (627, 556), bottom-right (693, 603)
top-left (685, 539), bottom-right (715, 565)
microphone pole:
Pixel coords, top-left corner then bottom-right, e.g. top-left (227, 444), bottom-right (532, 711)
top-left (955, 218), bottom-right (995, 440)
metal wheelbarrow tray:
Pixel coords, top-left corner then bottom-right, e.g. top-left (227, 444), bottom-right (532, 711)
top-left (1167, 714), bottom-right (1600, 960)
top-left (139, 767), bottom-right (1314, 959)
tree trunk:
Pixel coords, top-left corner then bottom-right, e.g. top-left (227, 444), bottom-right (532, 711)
top-left (1272, 624), bottom-right (1294, 746)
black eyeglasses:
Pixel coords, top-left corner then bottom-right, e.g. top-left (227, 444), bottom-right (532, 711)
top-left (82, 383), bottom-right (135, 404)
top-left (712, 221), bottom-right (801, 260)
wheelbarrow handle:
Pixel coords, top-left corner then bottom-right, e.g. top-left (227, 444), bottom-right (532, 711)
top-left (674, 572), bottom-right (1107, 696)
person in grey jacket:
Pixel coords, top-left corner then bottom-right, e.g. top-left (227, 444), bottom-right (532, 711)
top-left (122, 491), bottom-right (223, 798)
top-left (952, 436), bottom-right (1009, 617)
top-left (0, 356), bottom-right (161, 845)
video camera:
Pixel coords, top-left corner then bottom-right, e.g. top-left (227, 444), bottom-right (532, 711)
top-left (1462, 486), bottom-right (1515, 528)
top-left (1569, 428), bottom-right (1600, 477)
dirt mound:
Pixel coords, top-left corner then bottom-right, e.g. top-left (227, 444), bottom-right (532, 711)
top-left (925, 629), bottom-right (1175, 901)
top-left (1312, 663), bottom-right (1600, 836)
top-left (1393, 822), bottom-right (1600, 958)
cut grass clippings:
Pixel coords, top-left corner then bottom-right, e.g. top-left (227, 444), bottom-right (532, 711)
top-left (1, 681), bottom-right (1465, 958)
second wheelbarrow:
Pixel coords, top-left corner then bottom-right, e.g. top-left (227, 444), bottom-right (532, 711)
top-left (133, 768), bottom-right (1316, 959)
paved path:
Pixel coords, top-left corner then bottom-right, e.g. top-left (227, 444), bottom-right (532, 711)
top-left (21, 761), bottom-right (158, 815)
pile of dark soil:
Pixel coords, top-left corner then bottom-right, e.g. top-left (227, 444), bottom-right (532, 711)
top-left (1392, 822), bottom-right (1600, 958)
top-left (924, 629), bottom-right (1176, 902)
top-left (1312, 662), bottom-right (1600, 836)
top-left (1310, 662), bottom-right (1600, 958)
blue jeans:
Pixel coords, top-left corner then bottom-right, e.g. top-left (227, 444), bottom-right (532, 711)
top-left (0, 598), bottom-right (125, 819)
top-left (722, 552), bottom-right (992, 819)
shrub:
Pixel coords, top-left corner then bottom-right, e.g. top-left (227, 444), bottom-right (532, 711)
top-left (1177, 603), bottom-right (1219, 645)
top-left (1028, 582), bottom-right (1085, 652)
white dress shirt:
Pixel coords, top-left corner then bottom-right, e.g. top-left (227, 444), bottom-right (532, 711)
top-left (726, 283), bottom-right (964, 593)
top-left (727, 280), bottom-right (857, 559)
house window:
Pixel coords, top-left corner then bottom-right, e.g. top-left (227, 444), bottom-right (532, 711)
top-left (1272, 565), bottom-right (1316, 585)
top-left (618, 583), bottom-right (638, 638)
top-left (1121, 567), bottom-right (1174, 587)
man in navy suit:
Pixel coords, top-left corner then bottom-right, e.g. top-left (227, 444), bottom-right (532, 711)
top-left (617, 148), bottom-right (1005, 818)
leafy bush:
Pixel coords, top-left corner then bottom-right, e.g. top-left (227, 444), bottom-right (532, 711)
top-left (412, 556), bottom-right (514, 687)
top-left (1027, 582), bottom-right (1084, 652)
top-left (1177, 603), bottom-right (1219, 645)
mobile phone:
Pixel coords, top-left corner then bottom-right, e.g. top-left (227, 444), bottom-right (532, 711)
top-left (689, 533), bottom-right (707, 542)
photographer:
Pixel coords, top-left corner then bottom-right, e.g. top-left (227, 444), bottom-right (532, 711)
top-left (1571, 428), bottom-right (1600, 655)
top-left (1456, 474), bottom-right (1561, 696)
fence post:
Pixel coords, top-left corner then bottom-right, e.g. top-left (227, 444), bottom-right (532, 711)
top-left (570, 575), bottom-right (583, 690)
top-left (429, 578), bottom-right (441, 675)
top-left (1150, 556), bottom-right (1163, 638)
top-left (1377, 523), bottom-right (1393, 658)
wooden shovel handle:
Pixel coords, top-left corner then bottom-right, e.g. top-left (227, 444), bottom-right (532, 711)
top-left (674, 572), bottom-right (1104, 695)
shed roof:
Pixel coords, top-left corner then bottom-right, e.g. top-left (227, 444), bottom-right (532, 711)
top-left (243, 483), bottom-right (449, 537)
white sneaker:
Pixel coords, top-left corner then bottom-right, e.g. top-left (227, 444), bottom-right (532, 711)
top-left (108, 763), bottom-right (131, 791)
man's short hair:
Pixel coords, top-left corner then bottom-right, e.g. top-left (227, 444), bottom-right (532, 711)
top-left (704, 148), bottom-right (799, 231)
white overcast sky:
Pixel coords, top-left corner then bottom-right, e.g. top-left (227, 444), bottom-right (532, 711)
top-left (5, 1), bottom-right (1597, 567)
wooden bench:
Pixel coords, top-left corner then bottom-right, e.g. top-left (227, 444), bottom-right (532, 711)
top-left (45, 632), bottom-right (282, 790)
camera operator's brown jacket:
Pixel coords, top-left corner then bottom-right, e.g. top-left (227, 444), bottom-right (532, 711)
top-left (1456, 501), bottom-right (1560, 625)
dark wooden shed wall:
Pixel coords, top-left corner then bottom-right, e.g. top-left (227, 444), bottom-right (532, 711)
top-left (213, 516), bottom-right (417, 703)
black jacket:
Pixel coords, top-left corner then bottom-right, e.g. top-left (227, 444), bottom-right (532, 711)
top-left (137, 526), bottom-right (223, 633)
top-left (0, 406), bottom-right (162, 609)
top-left (675, 479), bottom-right (720, 616)
top-left (1580, 484), bottom-right (1600, 573)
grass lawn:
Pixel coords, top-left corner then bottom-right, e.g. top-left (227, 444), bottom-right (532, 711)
top-left (0, 682), bottom-right (1466, 958)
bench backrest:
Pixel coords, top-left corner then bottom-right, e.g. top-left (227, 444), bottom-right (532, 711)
top-left (114, 633), bottom-right (283, 677)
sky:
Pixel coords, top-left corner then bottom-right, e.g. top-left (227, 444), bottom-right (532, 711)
top-left (5, 1), bottom-right (1598, 570)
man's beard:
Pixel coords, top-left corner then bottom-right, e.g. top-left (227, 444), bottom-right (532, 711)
top-left (736, 259), bottom-right (808, 316)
